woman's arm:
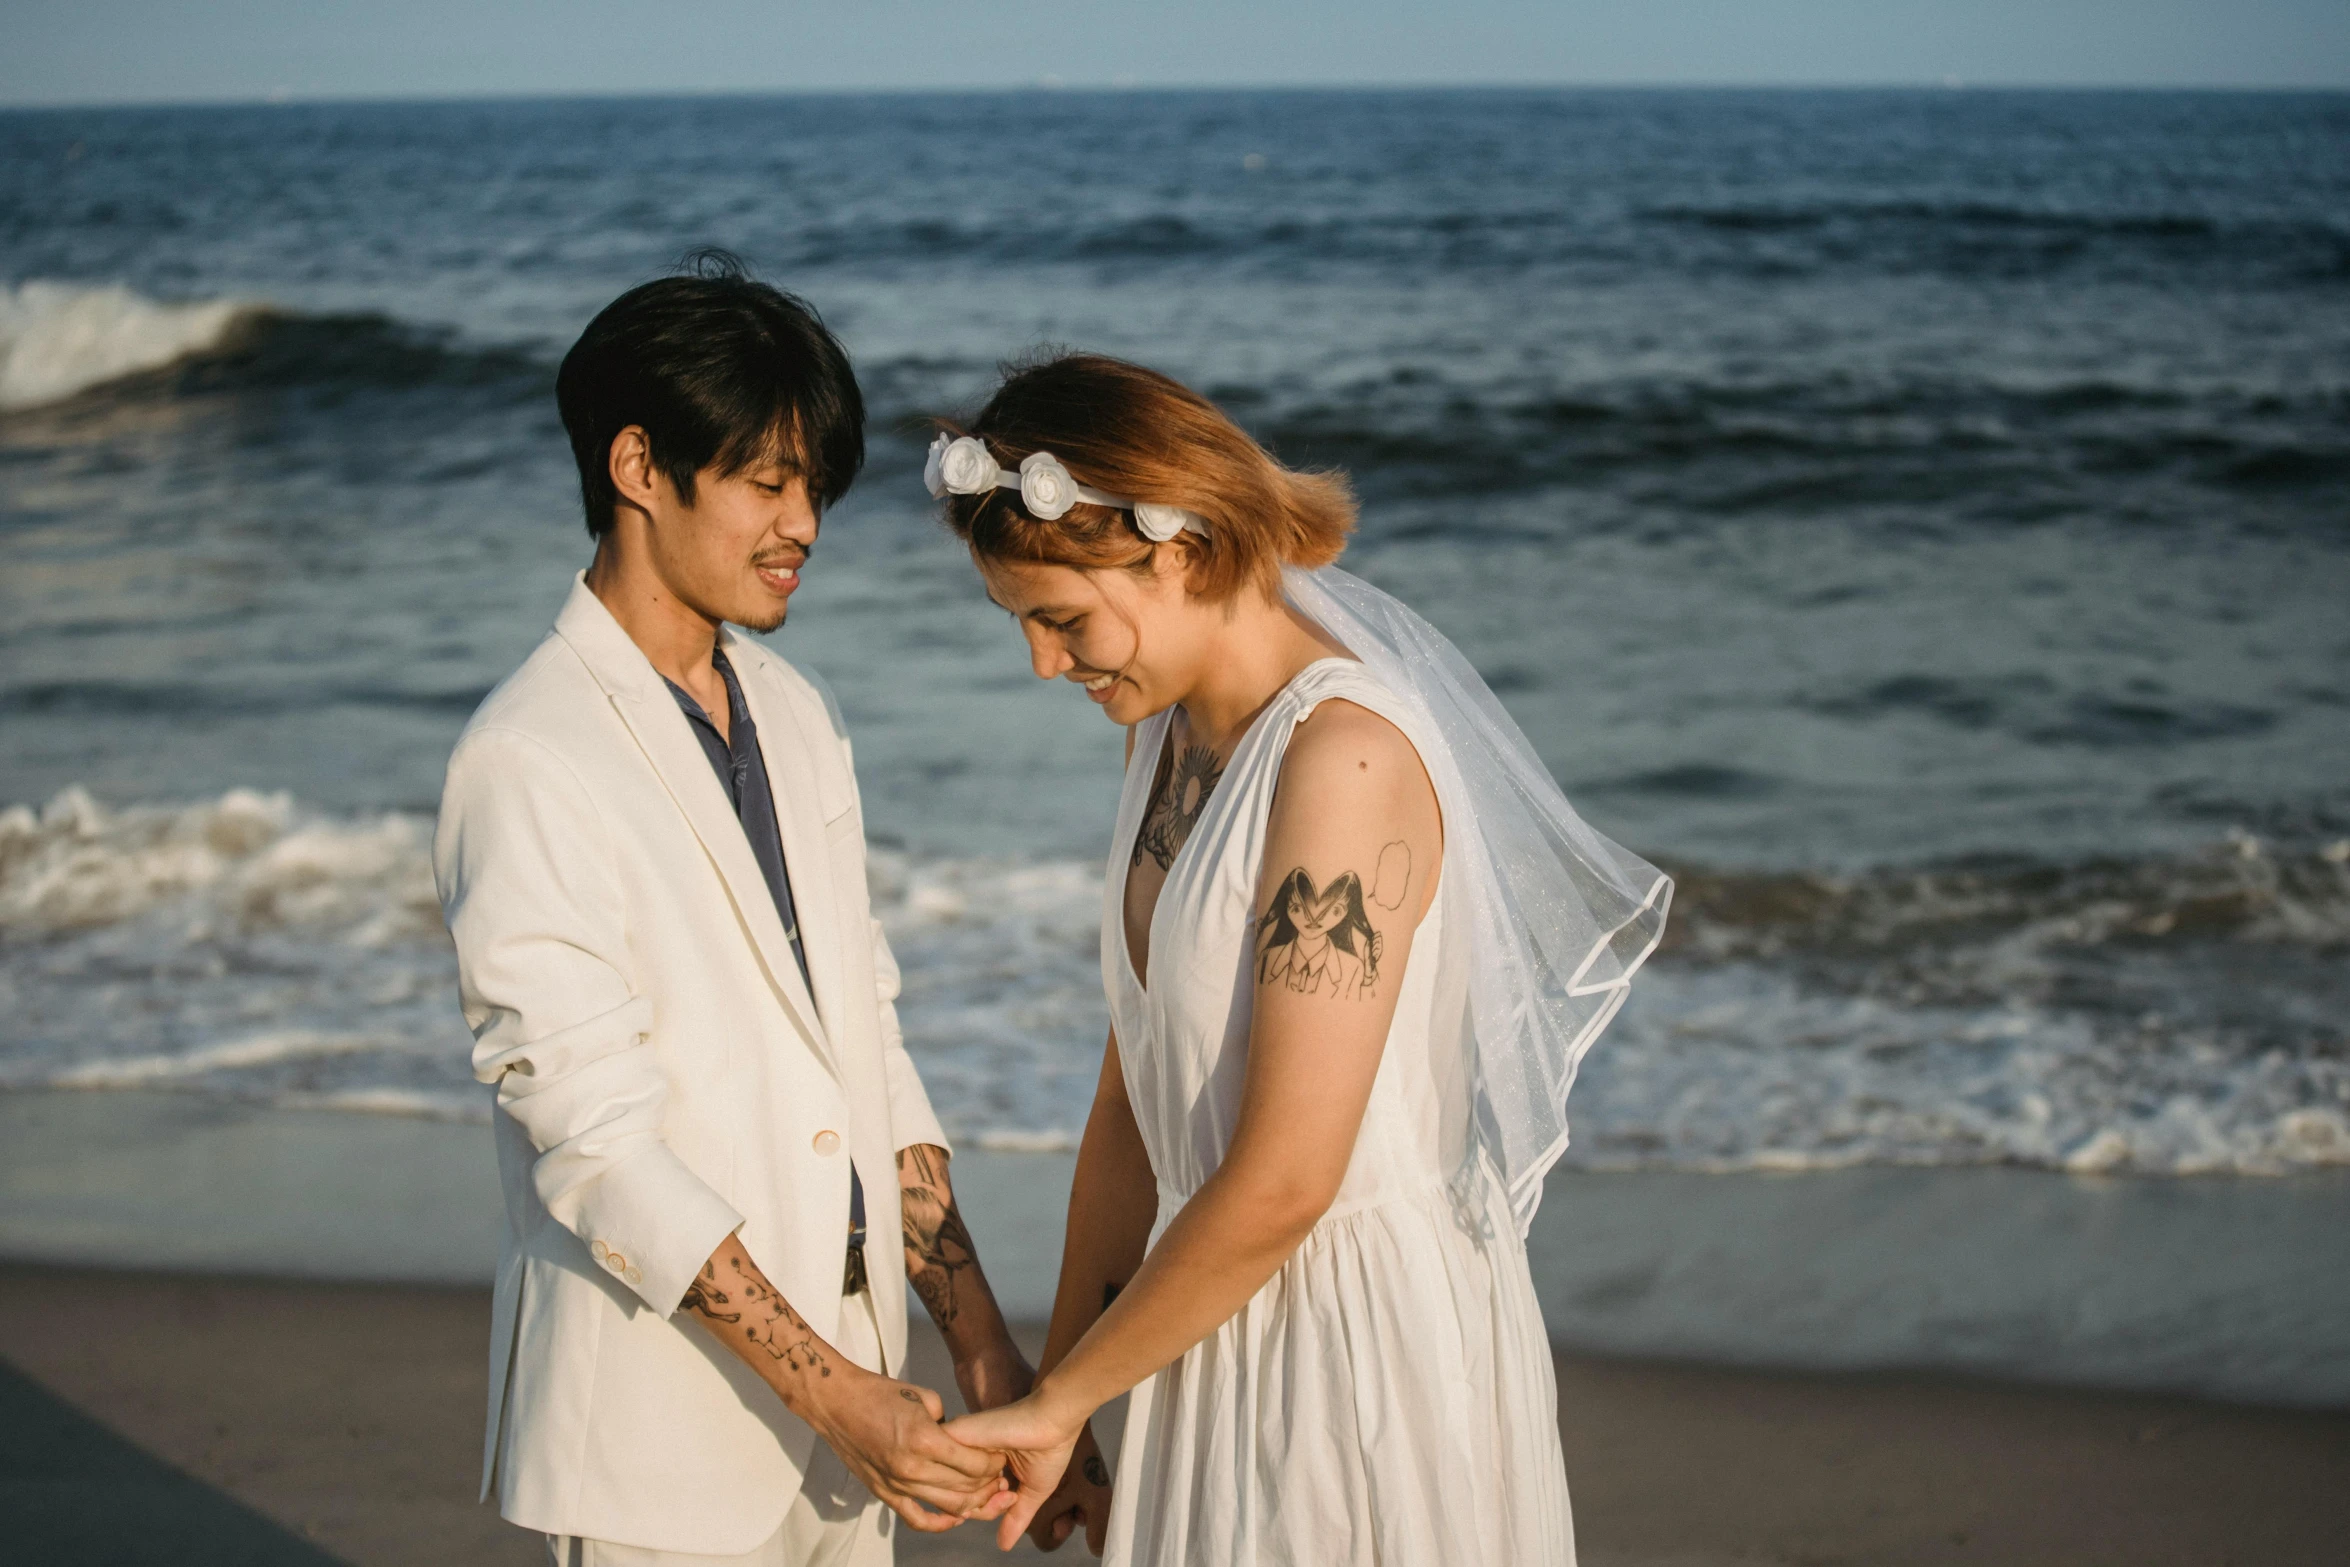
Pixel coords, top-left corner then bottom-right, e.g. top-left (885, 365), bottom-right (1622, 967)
top-left (1041, 1030), bottom-right (1158, 1374)
top-left (949, 699), bottom-right (1442, 1546)
top-left (1015, 1031), bottom-right (1155, 1553)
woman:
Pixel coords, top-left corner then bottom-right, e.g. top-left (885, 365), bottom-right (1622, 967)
top-left (929, 355), bottom-right (1669, 1564)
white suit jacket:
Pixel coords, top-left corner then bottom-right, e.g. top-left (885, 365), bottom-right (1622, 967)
top-left (433, 576), bottom-right (947, 1554)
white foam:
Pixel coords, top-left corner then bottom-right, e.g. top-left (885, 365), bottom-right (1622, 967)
top-left (4, 784), bottom-right (2344, 1179)
top-left (0, 280), bottom-right (249, 410)
top-left (49, 1030), bottom-right (385, 1087)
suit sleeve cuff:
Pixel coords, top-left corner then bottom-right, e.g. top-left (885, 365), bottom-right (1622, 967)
top-left (571, 1144), bottom-right (746, 1315)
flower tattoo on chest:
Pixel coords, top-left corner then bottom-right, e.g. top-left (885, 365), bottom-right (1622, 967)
top-left (1256, 841), bottom-right (1412, 1001)
top-left (1133, 742), bottom-right (1226, 871)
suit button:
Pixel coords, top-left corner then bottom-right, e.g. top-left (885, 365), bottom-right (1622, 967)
top-left (625, 1265), bottom-right (643, 1286)
top-left (812, 1130), bottom-right (842, 1156)
top-left (590, 1239), bottom-right (609, 1262)
top-left (606, 1251), bottom-right (627, 1274)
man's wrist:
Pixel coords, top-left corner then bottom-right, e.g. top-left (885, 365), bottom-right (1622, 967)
top-left (767, 1347), bottom-right (866, 1423)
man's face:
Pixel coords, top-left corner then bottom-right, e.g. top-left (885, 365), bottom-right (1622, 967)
top-left (643, 455), bottom-right (817, 634)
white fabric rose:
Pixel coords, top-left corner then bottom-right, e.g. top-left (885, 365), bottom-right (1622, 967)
top-left (1133, 502), bottom-right (1206, 542)
top-left (927, 434), bottom-right (1001, 497)
top-left (1018, 451), bottom-right (1081, 520)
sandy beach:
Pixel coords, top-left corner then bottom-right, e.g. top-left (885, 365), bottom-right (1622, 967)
top-left (3, 1261), bottom-right (2344, 1567)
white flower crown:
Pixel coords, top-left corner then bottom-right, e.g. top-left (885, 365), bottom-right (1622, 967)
top-left (924, 433), bottom-right (1207, 542)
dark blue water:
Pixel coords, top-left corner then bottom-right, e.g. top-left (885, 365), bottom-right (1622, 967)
top-left (3, 90), bottom-right (2346, 1173)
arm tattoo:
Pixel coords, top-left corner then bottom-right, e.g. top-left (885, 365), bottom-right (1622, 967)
top-left (1256, 857), bottom-right (1400, 1000)
top-left (898, 1144), bottom-right (981, 1331)
top-left (1085, 1454), bottom-right (1112, 1486)
top-left (680, 1259), bottom-right (735, 1322)
top-left (685, 1255), bottom-right (831, 1377)
top-left (1133, 742), bottom-right (1225, 871)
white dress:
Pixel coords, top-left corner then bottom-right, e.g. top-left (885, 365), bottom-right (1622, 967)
top-left (1100, 658), bottom-right (1576, 1567)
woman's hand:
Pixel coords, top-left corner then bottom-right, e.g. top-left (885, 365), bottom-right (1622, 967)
top-left (944, 1391), bottom-right (1085, 1551)
top-left (1026, 1420), bottom-right (1113, 1555)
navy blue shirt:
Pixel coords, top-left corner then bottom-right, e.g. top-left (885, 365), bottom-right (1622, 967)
top-left (664, 648), bottom-right (866, 1271)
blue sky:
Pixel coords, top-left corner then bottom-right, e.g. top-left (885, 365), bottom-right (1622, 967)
top-left (3, 0), bottom-right (2347, 106)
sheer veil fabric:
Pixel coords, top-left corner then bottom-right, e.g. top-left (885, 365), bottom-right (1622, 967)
top-left (1282, 565), bottom-right (1671, 1231)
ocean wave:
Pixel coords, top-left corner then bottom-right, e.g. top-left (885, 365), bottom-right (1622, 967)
top-left (0, 280), bottom-right (547, 414)
top-left (2, 785), bottom-right (2344, 1177)
top-left (695, 198), bottom-right (2350, 283)
top-left (1218, 372), bottom-right (2350, 512)
top-left (0, 280), bottom-right (250, 411)
top-left (1663, 835), bottom-right (2350, 962)
top-left (1639, 199), bottom-right (2350, 282)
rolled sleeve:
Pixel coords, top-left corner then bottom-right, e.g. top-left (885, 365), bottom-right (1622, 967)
top-left (436, 725), bottom-right (743, 1314)
top-left (869, 915), bottom-right (950, 1156)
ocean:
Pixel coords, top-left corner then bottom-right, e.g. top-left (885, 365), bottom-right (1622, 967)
top-left (4, 88), bottom-right (2348, 1184)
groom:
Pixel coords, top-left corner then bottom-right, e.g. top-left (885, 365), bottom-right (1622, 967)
top-left (435, 260), bottom-right (1087, 1565)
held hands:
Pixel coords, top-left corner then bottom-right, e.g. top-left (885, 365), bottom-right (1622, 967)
top-left (804, 1366), bottom-right (1015, 1534)
top-left (954, 1339), bottom-right (1113, 1554)
top-left (944, 1389), bottom-right (1088, 1552)
top-left (1027, 1422), bottom-right (1114, 1555)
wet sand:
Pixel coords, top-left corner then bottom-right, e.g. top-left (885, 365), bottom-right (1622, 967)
top-left (3, 1263), bottom-right (2344, 1567)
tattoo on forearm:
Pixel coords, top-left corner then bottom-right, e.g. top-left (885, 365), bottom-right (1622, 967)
top-left (899, 1144), bottom-right (982, 1331)
top-left (1255, 849), bottom-right (1406, 1000)
top-left (1085, 1454), bottom-right (1111, 1486)
top-left (684, 1255), bottom-right (831, 1377)
top-left (1133, 742), bottom-right (1225, 871)
top-left (680, 1259), bottom-right (736, 1322)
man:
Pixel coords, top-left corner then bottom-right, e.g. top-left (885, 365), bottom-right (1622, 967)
top-left (434, 258), bottom-right (1102, 1565)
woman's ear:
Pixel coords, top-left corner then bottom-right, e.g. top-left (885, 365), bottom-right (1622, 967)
top-left (1160, 530), bottom-right (1213, 596)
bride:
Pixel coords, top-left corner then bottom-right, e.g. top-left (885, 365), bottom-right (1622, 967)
top-left (927, 355), bottom-right (1668, 1564)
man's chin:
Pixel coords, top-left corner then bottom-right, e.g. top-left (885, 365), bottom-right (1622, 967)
top-left (731, 585), bottom-right (793, 635)
top-left (737, 606), bottom-right (789, 634)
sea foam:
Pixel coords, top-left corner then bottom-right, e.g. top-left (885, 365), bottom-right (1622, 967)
top-left (0, 281), bottom-right (249, 411)
top-left (2, 785), bottom-right (2344, 1177)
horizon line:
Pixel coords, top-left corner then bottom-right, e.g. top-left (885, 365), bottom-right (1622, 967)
top-left (7, 78), bottom-right (2348, 113)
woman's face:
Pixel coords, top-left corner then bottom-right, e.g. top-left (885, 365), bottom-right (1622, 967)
top-left (978, 548), bottom-right (1206, 727)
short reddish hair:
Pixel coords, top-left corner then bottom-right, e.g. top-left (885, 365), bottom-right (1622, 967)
top-left (936, 354), bottom-right (1354, 600)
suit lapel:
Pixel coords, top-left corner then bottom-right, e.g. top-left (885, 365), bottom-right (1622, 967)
top-left (724, 629), bottom-right (853, 1061)
top-left (553, 580), bottom-right (836, 1077)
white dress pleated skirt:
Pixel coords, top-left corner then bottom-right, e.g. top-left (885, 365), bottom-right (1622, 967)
top-left (1100, 659), bottom-right (1575, 1567)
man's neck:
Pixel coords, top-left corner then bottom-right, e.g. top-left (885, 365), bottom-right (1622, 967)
top-left (585, 535), bottom-right (725, 697)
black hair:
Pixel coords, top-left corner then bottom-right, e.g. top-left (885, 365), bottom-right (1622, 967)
top-left (556, 250), bottom-right (864, 538)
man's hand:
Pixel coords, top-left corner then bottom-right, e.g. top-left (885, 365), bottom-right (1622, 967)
top-left (1026, 1420), bottom-right (1113, 1555)
top-left (801, 1368), bottom-right (1015, 1534)
top-left (680, 1233), bottom-right (1010, 1533)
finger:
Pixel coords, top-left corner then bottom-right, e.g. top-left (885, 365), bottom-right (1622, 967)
top-left (995, 1483), bottom-right (1051, 1553)
top-left (1086, 1500), bottom-right (1109, 1556)
top-left (885, 1494), bottom-right (963, 1535)
top-left (908, 1430), bottom-right (1007, 1483)
top-left (900, 1478), bottom-right (1001, 1519)
top-left (1023, 1491), bottom-right (1072, 1553)
top-left (991, 1475), bottom-right (1057, 1559)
